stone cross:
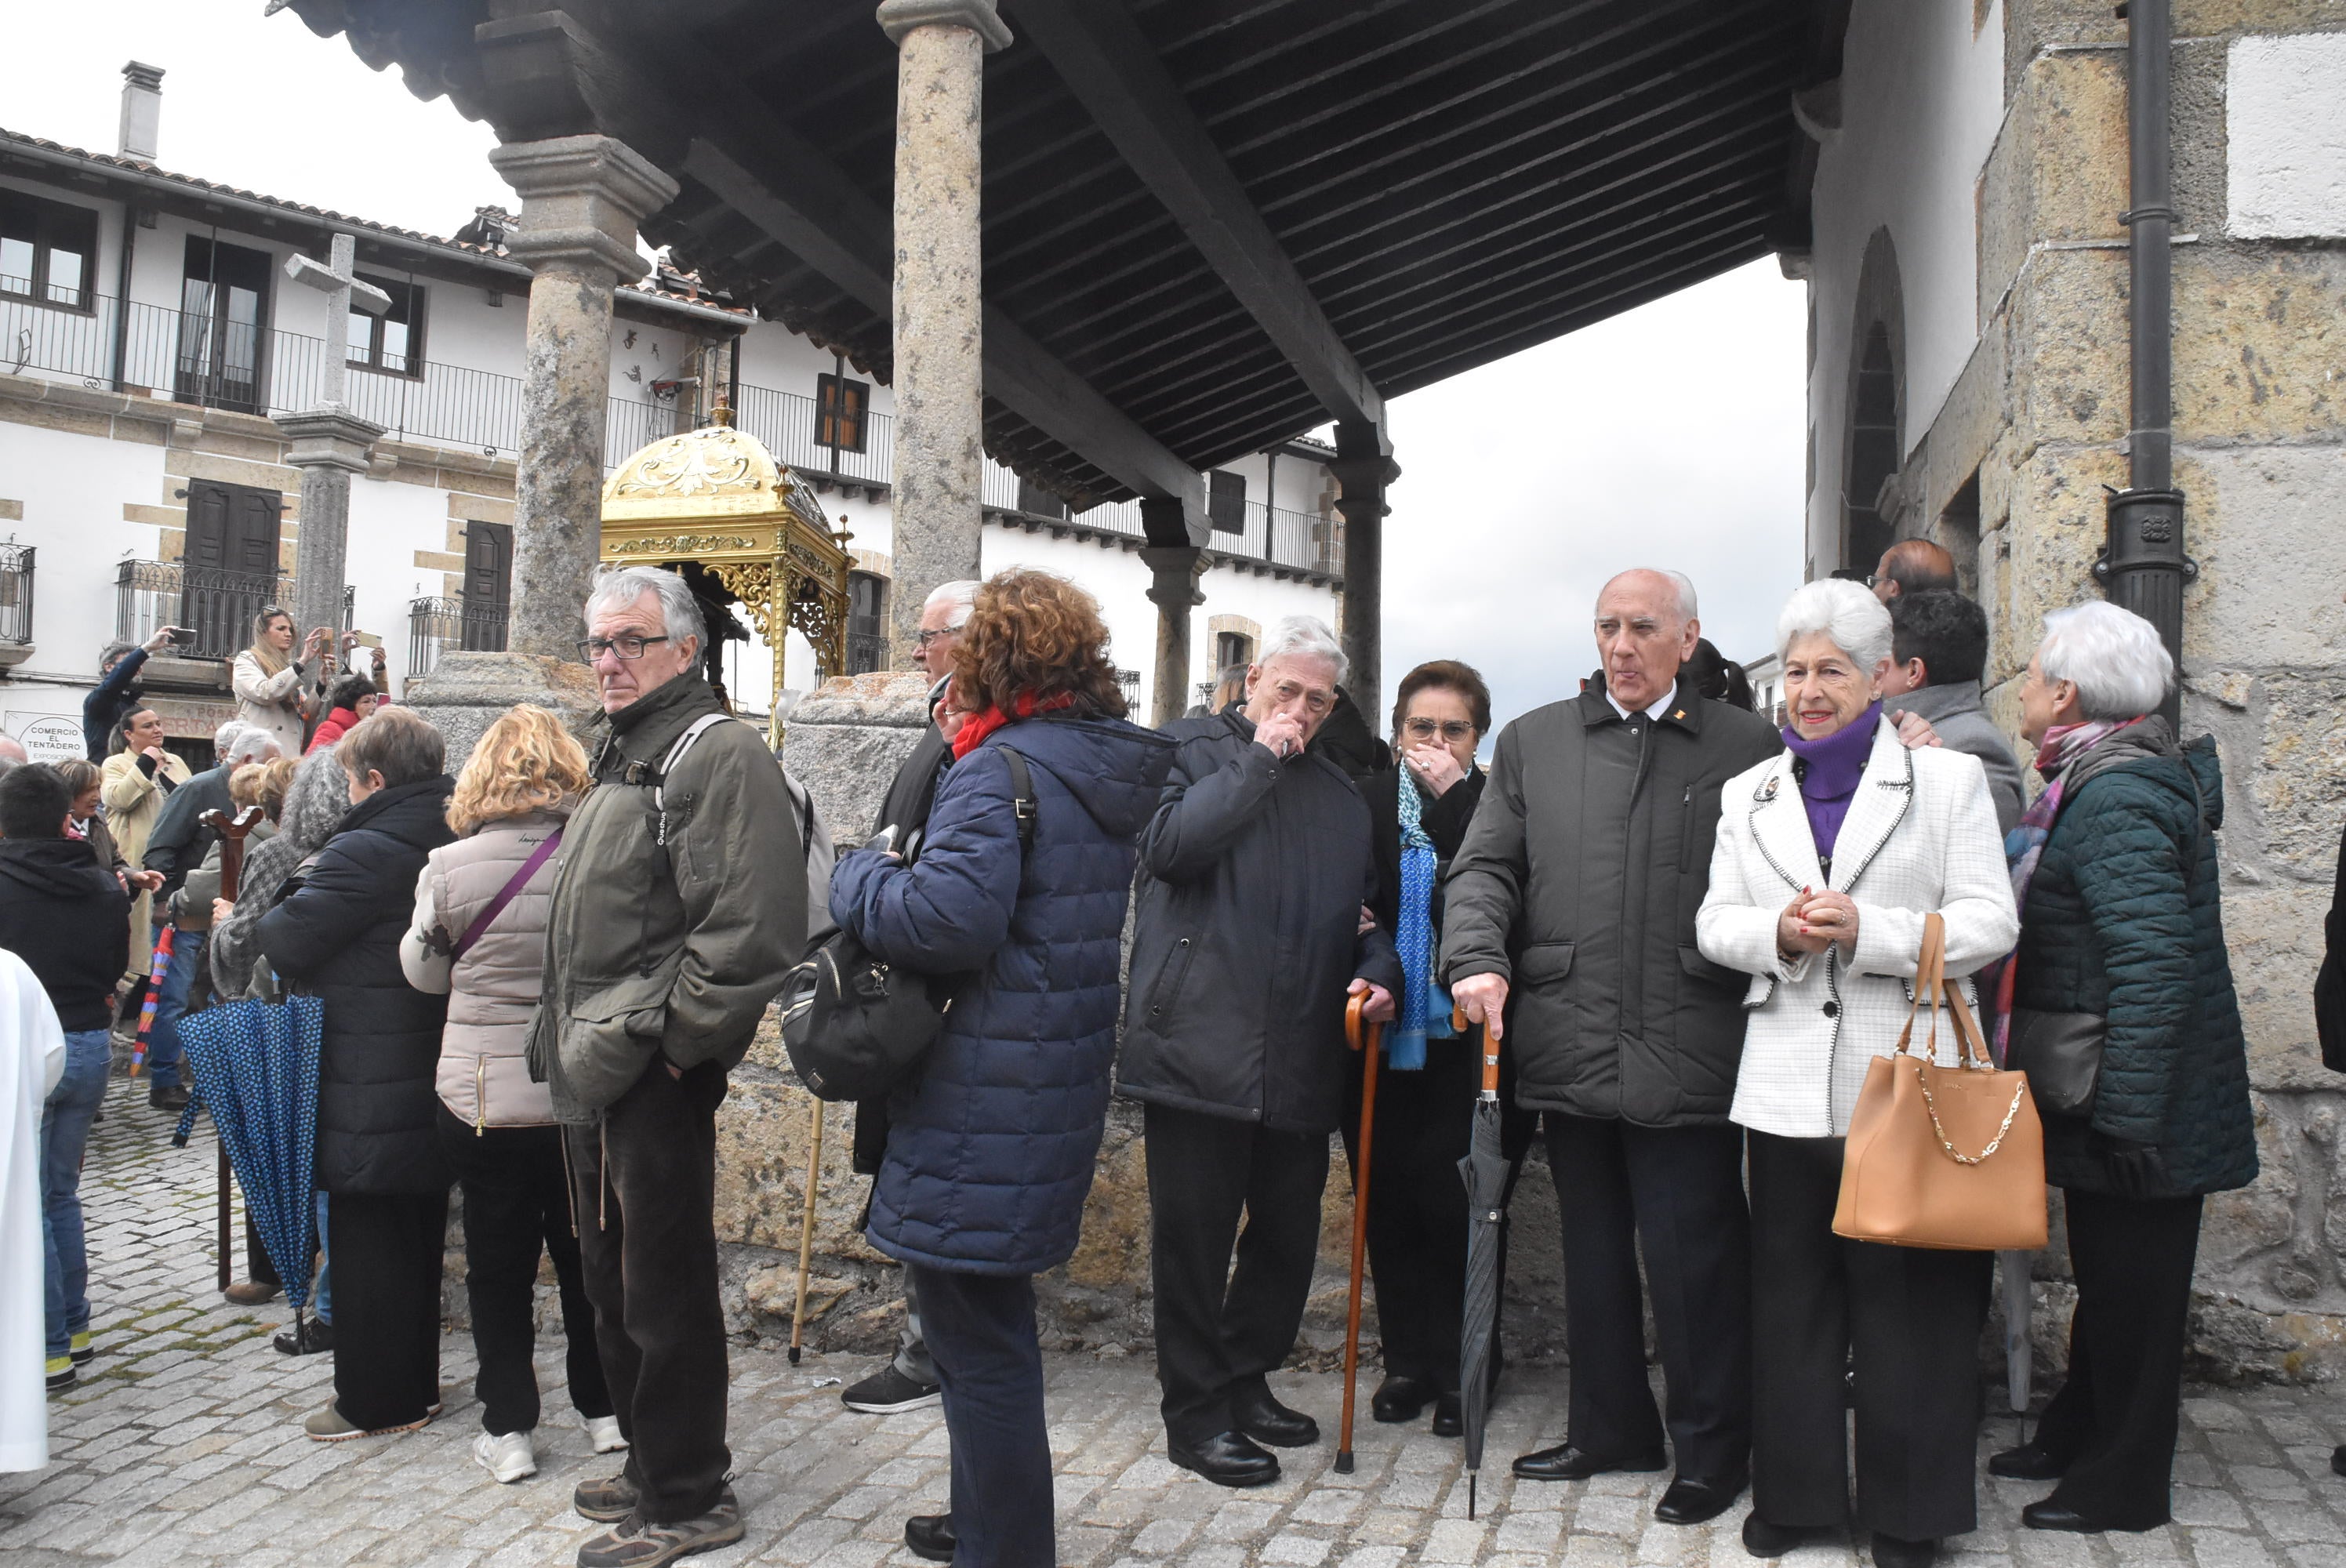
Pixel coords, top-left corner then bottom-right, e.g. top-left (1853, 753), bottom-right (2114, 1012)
top-left (285, 233), bottom-right (390, 409)
top-left (275, 231), bottom-right (389, 665)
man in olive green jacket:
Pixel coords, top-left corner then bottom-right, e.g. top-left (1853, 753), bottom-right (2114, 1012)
top-left (532, 566), bottom-right (802, 1568)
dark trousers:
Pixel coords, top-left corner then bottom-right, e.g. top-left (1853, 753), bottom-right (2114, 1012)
top-left (907, 1263), bottom-right (1053, 1568)
top-left (1747, 1131), bottom-right (1991, 1541)
top-left (328, 1189), bottom-right (450, 1431)
top-left (438, 1109), bottom-right (613, 1436)
top-left (1339, 1044), bottom-right (1475, 1392)
top-left (1144, 1102), bottom-right (1330, 1445)
top-left (2034, 1189), bottom-right (2204, 1530)
top-left (567, 1061), bottom-right (730, 1523)
top-left (1545, 1112), bottom-right (1751, 1481)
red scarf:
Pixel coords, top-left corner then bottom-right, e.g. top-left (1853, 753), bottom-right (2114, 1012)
top-left (951, 691), bottom-right (1073, 759)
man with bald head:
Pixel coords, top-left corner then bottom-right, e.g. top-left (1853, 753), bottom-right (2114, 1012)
top-left (1444, 568), bottom-right (1780, 1526)
top-left (1872, 538), bottom-right (1958, 604)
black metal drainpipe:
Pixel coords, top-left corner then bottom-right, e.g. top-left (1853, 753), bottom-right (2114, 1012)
top-left (2099, 0), bottom-right (2192, 725)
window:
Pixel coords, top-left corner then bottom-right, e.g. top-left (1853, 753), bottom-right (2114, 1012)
top-left (1843, 321), bottom-right (1898, 574)
top-left (1208, 469), bottom-right (1247, 535)
top-left (177, 237), bottom-right (273, 413)
top-left (846, 570), bottom-right (886, 674)
top-left (179, 480), bottom-right (283, 659)
top-left (817, 372), bottom-right (869, 453)
top-left (347, 274), bottom-right (425, 376)
top-left (0, 191), bottom-right (99, 311)
top-left (1215, 630), bottom-right (1254, 671)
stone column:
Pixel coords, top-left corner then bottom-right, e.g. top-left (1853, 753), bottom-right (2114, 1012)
top-left (276, 407), bottom-right (383, 655)
top-left (1329, 425), bottom-right (1399, 718)
top-left (877, 0), bottom-right (1012, 665)
top-left (486, 134), bottom-right (679, 659)
top-left (1140, 543), bottom-right (1206, 728)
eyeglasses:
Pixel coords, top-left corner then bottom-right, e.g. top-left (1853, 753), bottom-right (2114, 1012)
top-left (913, 623), bottom-right (968, 648)
top-left (576, 633), bottom-right (671, 662)
top-left (1402, 718), bottom-right (1477, 742)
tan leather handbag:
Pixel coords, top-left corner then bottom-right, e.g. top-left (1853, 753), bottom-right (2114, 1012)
top-left (1832, 913), bottom-right (2048, 1250)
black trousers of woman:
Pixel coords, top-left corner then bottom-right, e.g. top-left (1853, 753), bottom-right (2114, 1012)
top-left (437, 1108), bottom-right (613, 1436)
top-left (328, 1188), bottom-right (450, 1431)
top-left (2031, 1189), bottom-right (2203, 1530)
top-left (1748, 1131), bottom-right (1992, 1543)
top-left (905, 1262), bottom-right (1053, 1568)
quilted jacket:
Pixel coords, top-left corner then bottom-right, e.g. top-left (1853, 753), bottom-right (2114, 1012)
top-left (2010, 721), bottom-right (2257, 1196)
top-left (831, 713), bottom-right (1174, 1275)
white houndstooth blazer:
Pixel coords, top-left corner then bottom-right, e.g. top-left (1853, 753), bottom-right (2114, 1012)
top-left (1695, 717), bottom-right (2019, 1139)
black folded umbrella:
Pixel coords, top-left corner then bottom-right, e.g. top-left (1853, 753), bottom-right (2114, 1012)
top-left (1455, 1013), bottom-right (1509, 1520)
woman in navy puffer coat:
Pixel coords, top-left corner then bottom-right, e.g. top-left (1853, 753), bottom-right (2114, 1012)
top-left (830, 571), bottom-right (1171, 1568)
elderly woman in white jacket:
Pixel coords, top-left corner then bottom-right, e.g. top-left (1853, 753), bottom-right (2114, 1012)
top-left (1696, 579), bottom-right (2017, 1568)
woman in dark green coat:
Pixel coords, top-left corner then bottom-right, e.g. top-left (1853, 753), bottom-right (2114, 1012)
top-left (1989, 602), bottom-right (2256, 1535)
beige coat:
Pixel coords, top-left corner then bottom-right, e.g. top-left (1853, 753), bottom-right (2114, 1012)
top-left (231, 651), bottom-right (314, 760)
top-left (401, 810), bottom-right (567, 1131)
top-left (99, 748), bottom-right (191, 975)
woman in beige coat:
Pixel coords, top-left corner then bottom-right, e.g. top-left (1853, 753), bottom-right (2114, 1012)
top-left (231, 607), bottom-right (328, 760)
top-left (400, 705), bottom-right (617, 1486)
top-left (97, 706), bottom-right (190, 982)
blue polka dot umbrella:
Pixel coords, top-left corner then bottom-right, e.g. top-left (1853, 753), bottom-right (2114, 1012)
top-left (174, 994), bottom-right (325, 1317)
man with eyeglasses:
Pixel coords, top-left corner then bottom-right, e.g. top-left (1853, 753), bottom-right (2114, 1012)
top-left (533, 565), bottom-right (804, 1568)
top-left (837, 578), bottom-right (979, 1422)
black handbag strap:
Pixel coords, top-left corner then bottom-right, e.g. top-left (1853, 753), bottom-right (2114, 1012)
top-left (998, 744), bottom-right (1038, 854)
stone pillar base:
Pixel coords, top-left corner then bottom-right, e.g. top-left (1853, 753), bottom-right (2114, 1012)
top-left (779, 671), bottom-right (933, 848)
top-left (402, 652), bottom-right (603, 773)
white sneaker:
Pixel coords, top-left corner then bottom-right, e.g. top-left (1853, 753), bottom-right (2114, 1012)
top-left (585, 1415), bottom-right (629, 1454)
top-left (472, 1429), bottom-right (538, 1484)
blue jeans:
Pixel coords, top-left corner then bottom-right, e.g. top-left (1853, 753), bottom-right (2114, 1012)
top-left (145, 921), bottom-right (206, 1090)
top-left (42, 1029), bottom-right (113, 1359)
top-left (314, 1190), bottom-right (333, 1324)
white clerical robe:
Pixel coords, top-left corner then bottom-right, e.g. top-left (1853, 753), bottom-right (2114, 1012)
top-left (2, 950), bottom-right (65, 1472)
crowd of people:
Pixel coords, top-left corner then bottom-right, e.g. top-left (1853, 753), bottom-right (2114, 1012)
top-left (0, 540), bottom-right (2308, 1568)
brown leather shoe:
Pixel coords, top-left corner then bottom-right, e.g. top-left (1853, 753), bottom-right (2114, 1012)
top-left (223, 1279), bottom-right (281, 1306)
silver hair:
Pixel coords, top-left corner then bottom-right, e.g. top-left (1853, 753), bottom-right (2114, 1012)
top-left (278, 746), bottom-right (354, 851)
top-left (923, 579), bottom-right (981, 620)
top-left (1257, 615), bottom-right (1349, 687)
top-left (0, 734), bottom-right (24, 776)
top-left (586, 564), bottom-right (706, 650)
top-left (213, 718), bottom-right (248, 753)
top-left (222, 728), bottom-right (279, 767)
top-left (1598, 568), bottom-right (1699, 622)
top-left (1775, 578), bottom-right (1894, 673)
top-left (2038, 601), bottom-right (2173, 720)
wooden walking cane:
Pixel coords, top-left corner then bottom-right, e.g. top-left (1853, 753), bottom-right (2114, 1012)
top-left (789, 1094), bottom-right (824, 1364)
top-left (1335, 991), bottom-right (1382, 1474)
top-left (198, 806), bottom-right (263, 1293)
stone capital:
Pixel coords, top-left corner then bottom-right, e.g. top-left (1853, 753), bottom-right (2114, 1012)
top-left (877, 0), bottom-right (1013, 50)
top-left (273, 405), bottom-right (386, 474)
top-left (487, 134), bottom-right (680, 281)
top-left (1140, 545), bottom-right (1208, 610)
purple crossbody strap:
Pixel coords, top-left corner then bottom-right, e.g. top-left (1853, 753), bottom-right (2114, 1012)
top-left (449, 826), bottom-right (565, 963)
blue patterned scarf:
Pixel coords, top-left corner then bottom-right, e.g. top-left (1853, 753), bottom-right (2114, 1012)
top-left (1390, 774), bottom-right (1458, 1070)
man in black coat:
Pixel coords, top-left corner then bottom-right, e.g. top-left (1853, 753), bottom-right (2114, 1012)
top-left (840, 579), bottom-right (975, 1420)
top-left (1443, 569), bottom-right (1782, 1526)
top-left (81, 628), bottom-right (179, 761)
top-left (1119, 616), bottom-right (1403, 1489)
top-left (257, 707), bottom-right (455, 1443)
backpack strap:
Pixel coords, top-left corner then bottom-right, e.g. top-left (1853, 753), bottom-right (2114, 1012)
top-left (997, 744), bottom-right (1038, 854)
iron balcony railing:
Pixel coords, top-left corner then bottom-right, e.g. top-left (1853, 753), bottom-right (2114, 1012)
top-left (117, 560), bottom-right (291, 660)
top-left (407, 597), bottom-right (511, 681)
top-left (0, 543), bottom-right (31, 645)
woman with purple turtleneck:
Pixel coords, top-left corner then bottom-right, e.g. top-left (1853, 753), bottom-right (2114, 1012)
top-left (1695, 579), bottom-right (2017, 1568)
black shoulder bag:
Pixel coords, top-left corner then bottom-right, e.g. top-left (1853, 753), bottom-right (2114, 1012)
top-left (781, 746), bottom-right (1036, 1102)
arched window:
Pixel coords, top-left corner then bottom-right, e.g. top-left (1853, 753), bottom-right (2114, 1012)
top-left (1843, 321), bottom-right (1899, 574)
top-left (846, 570), bottom-right (886, 675)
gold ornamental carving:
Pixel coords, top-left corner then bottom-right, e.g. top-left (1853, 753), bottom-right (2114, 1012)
top-left (611, 534), bottom-right (761, 557)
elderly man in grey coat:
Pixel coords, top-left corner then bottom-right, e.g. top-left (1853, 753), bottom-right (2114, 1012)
top-left (1444, 569), bottom-right (1781, 1528)
top-left (1881, 591), bottom-right (2026, 834)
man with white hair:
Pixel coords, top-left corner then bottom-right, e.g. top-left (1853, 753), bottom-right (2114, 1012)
top-left (837, 575), bottom-right (979, 1420)
top-left (0, 733), bottom-right (25, 776)
top-left (1443, 568), bottom-right (1781, 1526)
top-left (533, 565), bottom-right (804, 1567)
top-left (1118, 615), bottom-right (1402, 1489)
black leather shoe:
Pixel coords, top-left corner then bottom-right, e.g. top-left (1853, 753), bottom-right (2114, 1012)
top-left (1988, 1443), bottom-right (2067, 1480)
top-left (1512, 1443), bottom-right (1669, 1482)
top-left (1654, 1471), bottom-right (1747, 1525)
top-left (1740, 1514), bottom-right (1816, 1558)
top-left (904, 1515), bottom-right (955, 1563)
top-left (1169, 1430), bottom-right (1280, 1488)
top-left (1233, 1388), bottom-right (1318, 1448)
top-left (1371, 1374), bottom-right (1435, 1425)
top-left (273, 1316), bottom-right (333, 1356)
top-left (2021, 1501), bottom-right (2105, 1533)
top-left (1429, 1393), bottom-right (1462, 1438)
top-left (1870, 1534), bottom-right (1937, 1568)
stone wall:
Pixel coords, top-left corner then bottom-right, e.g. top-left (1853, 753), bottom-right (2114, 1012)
top-left (1881, 2), bottom-right (2346, 1385)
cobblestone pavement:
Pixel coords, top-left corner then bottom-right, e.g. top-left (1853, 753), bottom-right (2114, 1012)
top-left (6, 1073), bottom-right (2346, 1568)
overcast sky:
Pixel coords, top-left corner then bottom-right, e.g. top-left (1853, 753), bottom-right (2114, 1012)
top-left (12, 3), bottom-right (1808, 736)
